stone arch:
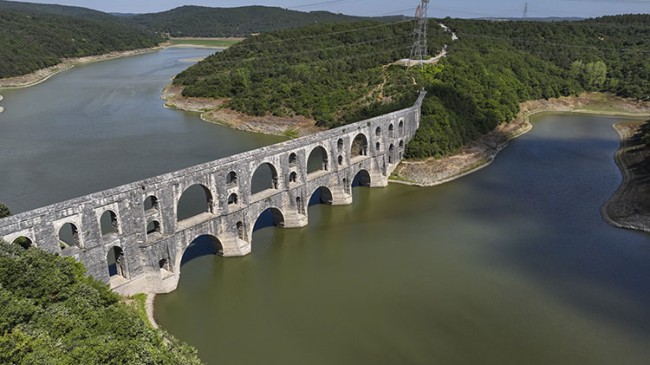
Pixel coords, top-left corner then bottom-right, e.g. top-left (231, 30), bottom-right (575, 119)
top-left (251, 208), bottom-right (286, 247)
top-left (252, 207), bottom-right (285, 231)
top-left (177, 234), bottom-right (224, 272)
top-left (288, 152), bottom-right (298, 166)
top-left (375, 126), bottom-right (382, 137)
top-left (177, 184), bottom-right (214, 222)
top-left (389, 144), bottom-right (395, 164)
top-left (389, 123), bottom-right (395, 137)
top-left (338, 155), bottom-right (343, 166)
top-left (144, 195), bottom-right (159, 211)
top-left (376, 142), bottom-right (381, 152)
top-left (227, 171), bottom-right (238, 187)
top-left (309, 186), bottom-right (334, 206)
top-left (337, 138), bottom-right (344, 153)
top-left (58, 222), bottom-right (81, 249)
top-left (352, 169), bottom-right (371, 187)
top-left (100, 210), bottom-right (119, 236)
top-left (399, 119), bottom-right (404, 134)
top-left (251, 162), bottom-right (279, 195)
top-left (351, 133), bottom-right (368, 158)
top-left (399, 139), bottom-right (405, 148)
top-left (146, 220), bottom-right (161, 235)
top-left (236, 221), bottom-right (246, 240)
top-left (307, 145), bottom-right (329, 174)
top-left (343, 177), bottom-right (351, 194)
top-left (12, 236), bottom-right (32, 249)
top-left (296, 196), bottom-right (305, 215)
top-left (228, 193), bottom-right (239, 205)
top-left (289, 171), bottom-right (298, 184)
top-left (159, 258), bottom-right (172, 273)
top-left (107, 246), bottom-right (127, 279)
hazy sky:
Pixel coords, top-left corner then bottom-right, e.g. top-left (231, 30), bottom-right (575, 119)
top-left (6, 0), bottom-right (650, 18)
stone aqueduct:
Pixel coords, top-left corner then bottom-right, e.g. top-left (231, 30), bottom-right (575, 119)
top-left (0, 91), bottom-right (425, 294)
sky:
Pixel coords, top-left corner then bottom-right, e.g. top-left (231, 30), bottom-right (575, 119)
top-left (6, 0), bottom-right (650, 18)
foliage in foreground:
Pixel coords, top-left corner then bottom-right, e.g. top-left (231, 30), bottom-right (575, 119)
top-left (0, 203), bottom-right (9, 219)
top-left (175, 15), bottom-right (649, 159)
top-left (0, 242), bottom-right (203, 365)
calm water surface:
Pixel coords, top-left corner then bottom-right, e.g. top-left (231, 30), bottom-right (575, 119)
top-left (0, 48), bottom-right (283, 212)
top-left (0, 48), bottom-right (648, 365)
top-left (156, 114), bottom-right (650, 365)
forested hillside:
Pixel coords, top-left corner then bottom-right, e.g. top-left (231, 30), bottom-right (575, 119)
top-left (126, 5), bottom-right (366, 37)
top-left (174, 15), bottom-right (650, 158)
top-left (0, 9), bottom-right (162, 78)
top-left (0, 0), bottom-right (160, 79)
top-left (0, 241), bottom-right (203, 364)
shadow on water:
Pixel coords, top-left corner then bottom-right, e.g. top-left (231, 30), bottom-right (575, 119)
top-left (180, 235), bottom-right (223, 266)
top-left (462, 122), bottom-right (650, 336)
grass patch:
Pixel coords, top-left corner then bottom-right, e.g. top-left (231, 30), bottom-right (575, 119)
top-left (169, 38), bottom-right (243, 48)
top-left (124, 293), bottom-right (151, 328)
top-left (283, 128), bottom-right (299, 139)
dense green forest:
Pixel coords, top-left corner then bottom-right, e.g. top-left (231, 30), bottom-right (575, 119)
top-left (125, 5), bottom-right (369, 37)
top-left (0, 8), bottom-right (162, 78)
top-left (174, 15), bottom-right (649, 159)
top-left (0, 241), bottom-right (203, 364)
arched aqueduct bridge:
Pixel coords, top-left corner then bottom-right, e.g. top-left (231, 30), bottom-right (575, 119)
top-left (0, 91), bottom-right (425, 294)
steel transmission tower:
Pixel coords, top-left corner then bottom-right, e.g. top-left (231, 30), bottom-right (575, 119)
top-left (523, 2), bottom-right (529, 18)
top-left (409, 0), bottom-right (430, 67)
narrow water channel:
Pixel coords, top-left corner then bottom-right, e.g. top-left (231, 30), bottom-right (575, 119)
top-left (0, 48), bottom-right (648, 365)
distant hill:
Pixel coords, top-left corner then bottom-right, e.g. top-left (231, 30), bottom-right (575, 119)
top-left (0, 5), bottom-right (162, 78)
top-left (124, 5), bottom-right (366, 37)
top-left (174, 15), bottom-right (649, 158)
top-left (0, 0), bottom-right (116, 21)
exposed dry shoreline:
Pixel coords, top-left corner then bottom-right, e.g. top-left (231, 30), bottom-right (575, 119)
top-left (162, 84), bottom-right (323, 137)
top-left (602, 122), bottom-right (650, 233)
top-left (392, 93), bottom-right (650, 186)
top-left (0, 46), bottom-right (168, 89)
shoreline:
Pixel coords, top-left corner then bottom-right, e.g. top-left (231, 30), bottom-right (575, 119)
top-left (601, 122), bottom-right (650, 233)
top-left (0, 46), bottom-right (168, 89)
top-left (146, 293), bottom-right (159, 329)
top-left (161, 84), bottom-right (324, 137)
top-left (391, 94), bottom-right (650, 187)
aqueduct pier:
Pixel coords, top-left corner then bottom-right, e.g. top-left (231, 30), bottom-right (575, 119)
top-left (0, 91), bottom-right (425, 295)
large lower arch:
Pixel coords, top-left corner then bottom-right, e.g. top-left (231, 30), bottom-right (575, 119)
top-left (12, 236), bottom-right (33, 249)
top-left (251, 208), bottom-right (286, 249)
top-left (178, 234), bottom-right (224, 270)
top-left (251, 162), bottom-right (279, 195)
top-left (177, 184), bottom-right (214, 222)
top-left (309, 186), bottom-right (334, 206)
top-left (352, 169), bottom-right (371, 187)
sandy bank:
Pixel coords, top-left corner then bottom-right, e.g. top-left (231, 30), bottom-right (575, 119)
top-left (602, 122), bottom-right (650, 233)
top-left (146, 293), bottom-right (159, 329)
top-left (0, 46), bottom-right (166, 89)
top-left (161, 84), bottom-right (323, 137)
top-left (391, 93), bottom-right (650, 187)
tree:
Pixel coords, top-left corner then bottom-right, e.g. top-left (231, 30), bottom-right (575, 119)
top-left (584, 61), bottom-right (607, 89)
top-left (0, 203), bottom-right (10, 219)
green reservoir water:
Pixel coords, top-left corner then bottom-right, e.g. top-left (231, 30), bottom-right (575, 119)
top-left (0, 48), bottom-right (648, 364)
